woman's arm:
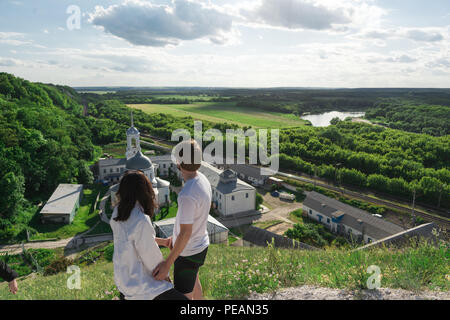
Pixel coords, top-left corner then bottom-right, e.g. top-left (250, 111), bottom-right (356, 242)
top-left (133, 218), bottom-right (170, 278)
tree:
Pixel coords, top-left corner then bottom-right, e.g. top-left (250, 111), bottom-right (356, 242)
top-left (0, 172), bottom-right (25, 220)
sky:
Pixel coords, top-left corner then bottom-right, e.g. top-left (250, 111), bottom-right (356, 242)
top-left (0, 0), bottom-right (449, 88)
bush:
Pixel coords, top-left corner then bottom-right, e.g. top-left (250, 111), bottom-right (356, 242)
top-left (104, 243), bottom-right (114, 262)
top-left (44, 257), bottom-right (74, 276)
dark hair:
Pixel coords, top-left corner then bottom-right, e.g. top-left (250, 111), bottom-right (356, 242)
top-left (177, 139), bottom-right (202, 172)
top-left (114, 170), bottom-right (157, 222)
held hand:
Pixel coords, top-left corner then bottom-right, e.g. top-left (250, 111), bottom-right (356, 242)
top-left (152, 260), bottom-right (171, 281)
top-left (9, 279), bottom-right (18, 295)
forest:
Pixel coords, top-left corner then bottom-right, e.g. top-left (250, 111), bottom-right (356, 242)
top-left (365, 100), bottom-right (450, 136)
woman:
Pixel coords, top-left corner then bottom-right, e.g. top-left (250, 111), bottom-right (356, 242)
top-left (110, 170), bottom-right (187, 300)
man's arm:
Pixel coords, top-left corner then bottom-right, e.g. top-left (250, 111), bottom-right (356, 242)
top-left (1, 260), bottom-right (19, 294)
top-left (0, 260), bottom-right (18, 283)
top-left (152, 224), bottom-right (192, 281)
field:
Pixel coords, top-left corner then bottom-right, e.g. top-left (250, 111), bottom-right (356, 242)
top-left (129, 102), bottom-right (309, 129)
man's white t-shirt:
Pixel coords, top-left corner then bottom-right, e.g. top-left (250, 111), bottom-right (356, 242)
top-left (173, 171), bottom-right (212, 257)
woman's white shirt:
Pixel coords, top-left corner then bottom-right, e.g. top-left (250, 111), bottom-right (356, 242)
top-left (110, 203), bottom-right (173, 300)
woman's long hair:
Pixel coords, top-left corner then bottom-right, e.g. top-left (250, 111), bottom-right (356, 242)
top-left (114, 170), bottom-right (158, 221)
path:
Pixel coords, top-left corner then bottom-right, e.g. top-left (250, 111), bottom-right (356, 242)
top-left (248, 285), bottom-right (450, 300)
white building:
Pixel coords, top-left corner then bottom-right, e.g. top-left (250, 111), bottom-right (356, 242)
top-left (150, 154), bottom-right (177, 177)
top-left (199, 162), bottom-right (256, 216)
top-left (98, 113), bottom-right (170, 208)
top-left (303, 191), bottom-right (404, 244)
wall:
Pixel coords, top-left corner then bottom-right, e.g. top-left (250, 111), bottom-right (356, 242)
top-left (222, 189), bottom-right (256, 216)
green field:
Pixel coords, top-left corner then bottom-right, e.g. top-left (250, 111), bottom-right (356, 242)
top-left (129, 102), bottom-right (309, 129)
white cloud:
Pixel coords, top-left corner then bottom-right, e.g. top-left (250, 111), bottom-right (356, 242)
top-left (359, 27), bottom-right (447, 43)
top-left (89, 0), bottom-right (234, 47)
top-left (238, 0), bottom-right (386, 31)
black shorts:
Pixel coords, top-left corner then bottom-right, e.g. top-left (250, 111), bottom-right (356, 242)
top-left (174, 247), bottom-right (208, 294)
top-left (118, 288), bottom-right (188, 300)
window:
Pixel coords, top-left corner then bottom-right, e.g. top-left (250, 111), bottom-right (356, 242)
top-left (110, 168), bottom-right (113, 173)
top-left (117, 168), bottom-right (119, 173)
top-left (246, 193), bottom-right (248, 198)
top-left (104, 169), bottom-right (106, 174)
top-left (309, 209), bottom-right (312, 215)
top-left (327, 218), bottom-right (330, 224)
top-left (232, 196), bottom-right (235, 201)
top-left (163, 164), bottom-right (166, 168)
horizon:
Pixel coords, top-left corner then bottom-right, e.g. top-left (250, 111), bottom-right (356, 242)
top-left (0, 0), bottom-right (449, 88)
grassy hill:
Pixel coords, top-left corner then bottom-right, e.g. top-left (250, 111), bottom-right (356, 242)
top-left (1, 241), bottom-right (448, 300)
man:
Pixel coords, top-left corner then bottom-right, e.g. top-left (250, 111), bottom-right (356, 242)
top-left (153, 139), bottom-right (211, 300)
top-left (0, 260), bottom-right (19, 294)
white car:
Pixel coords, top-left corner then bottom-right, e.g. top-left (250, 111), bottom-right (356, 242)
top-left (372, 214), bottom-right (383, 219)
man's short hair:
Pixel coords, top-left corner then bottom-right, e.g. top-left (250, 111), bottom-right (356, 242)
top-left (176, 139), bottom-right (202, 172)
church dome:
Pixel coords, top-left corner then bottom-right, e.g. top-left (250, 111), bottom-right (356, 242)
top-left (127, 126), bottom-right (140, 135)
top-left (126, 150), bottom-right (152, 170)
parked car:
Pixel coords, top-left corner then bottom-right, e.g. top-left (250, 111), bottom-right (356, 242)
top-left (372, 214), bottom-right (383, 219)
top-left (271, 191), bottom-right (280, 197)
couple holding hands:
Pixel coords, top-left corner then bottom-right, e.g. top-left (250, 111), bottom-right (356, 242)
top-left (110, 140), bottom-right (211, 300)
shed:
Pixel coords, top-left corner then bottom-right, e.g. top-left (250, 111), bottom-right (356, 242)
top-left (40, 184), bottom-right (84, 224)
top-left (243, 226), bottom-right (317, 250)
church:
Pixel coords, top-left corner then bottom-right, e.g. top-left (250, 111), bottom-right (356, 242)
top-left (98, 113), bottom-right (171, 207)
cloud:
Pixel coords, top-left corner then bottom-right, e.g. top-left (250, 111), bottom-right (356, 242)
top-left (0, 57), bottom-right (23, 67)
top-left (360, 27), bottom-right (446, 43)
top-left (241, 0), bottom-right (351, 30)
top-left (238, 0), bottom-right (386, 31)
top-left (89, 0), bottom-right (234, 47)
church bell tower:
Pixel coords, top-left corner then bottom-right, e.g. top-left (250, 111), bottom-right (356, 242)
top-left (126, 111), bottom-right (141, 160)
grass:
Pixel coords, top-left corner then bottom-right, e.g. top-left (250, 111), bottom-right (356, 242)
top-left (1, 241), bottom-right (448, 300)
top-left (28, 185), bottom-right (108, 240)
top-left (129, 102), bottom-right (309, 129)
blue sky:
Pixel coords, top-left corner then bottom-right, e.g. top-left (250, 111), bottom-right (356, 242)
top-left (0, 0), bottom-right (449, 87)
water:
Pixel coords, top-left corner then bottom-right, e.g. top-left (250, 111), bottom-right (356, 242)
top-left (301, 111), bottom-right (366, 127)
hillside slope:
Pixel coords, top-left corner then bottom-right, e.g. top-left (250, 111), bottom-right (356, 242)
top-left (0, 242), bottom-right (448, 300)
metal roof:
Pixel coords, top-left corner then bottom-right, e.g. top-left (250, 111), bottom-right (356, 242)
top-left (99, 158), bottom-right (127, 167)
top-left (40, 184), bottom-right (83, 215)
top-left (303, 191), bottom-right (404, 239)
top-left (227, 164), bottom-right (267, 180)
top-left (154, 215), bottom-right (229, 238)
top-left (199, 162), bottom-right (254, 194)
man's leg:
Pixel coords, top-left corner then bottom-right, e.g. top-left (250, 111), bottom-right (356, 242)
top-left (192, 273), bottom-right (204, 300)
